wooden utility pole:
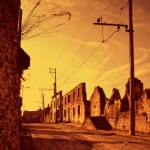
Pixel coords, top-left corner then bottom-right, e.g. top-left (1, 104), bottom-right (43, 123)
top-left (128, 0), bottom-right (135, 135)
top-left (93, 0), bottom-right (135, 135)
top-left (49, 68), bottom-right (57, 123)
top-left (39, 88), bottom-right (52, 123)
top-left (39, 88), bottom-right (51, 122)
top-left (39, 88), bottom-right (45, 122)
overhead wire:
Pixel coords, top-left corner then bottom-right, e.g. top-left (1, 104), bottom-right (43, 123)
top-left (104, 0), bottom-right (127, 22)
top-left (52, 0), bottom-right (96, 67)
top-left (57, 0), bottom-right (129, 89)
top-left (104, 1), bottom-right (129, 42)
top-left (57, 26), bottom-right (96, 80)
top-left (58, 41), bottom-right (103, 88)
top-left (102, 0), bottom-right (112, 17)
top-left (100, 0), bottom-right (112, 42)
top-left (58, 0), bottom-right (111, 79)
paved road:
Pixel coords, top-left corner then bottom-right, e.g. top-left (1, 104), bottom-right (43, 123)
top-left (27, 123), bottom-right (150, 150)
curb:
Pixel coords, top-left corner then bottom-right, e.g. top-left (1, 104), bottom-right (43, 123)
top-left (26, 125), bottom-right (36, 150)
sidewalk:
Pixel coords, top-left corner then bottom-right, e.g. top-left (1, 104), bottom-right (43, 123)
top-left (20, 125), bottom-right (35, 150)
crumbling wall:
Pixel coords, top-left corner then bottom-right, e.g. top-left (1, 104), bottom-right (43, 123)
top-left (105, 79), bottom-right (150, 133)
top-left (90, 86), bottom-right (106, 116)
top-left (0, 1), bottom-right (21, 150)
top-left (135, 89), bottom-right (150, 132)
top-left (104, 88), bottom-right (121, 129)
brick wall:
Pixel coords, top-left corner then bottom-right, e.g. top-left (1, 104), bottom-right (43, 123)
top-left (0, 1), bottom-right (21, 149)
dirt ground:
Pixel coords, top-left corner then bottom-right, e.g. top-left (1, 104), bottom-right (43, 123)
top-left (20, 123), bottom-right (150, 150)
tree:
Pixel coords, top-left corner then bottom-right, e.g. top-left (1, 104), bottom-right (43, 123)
top-left (21, 0), bottom-right (71, 40)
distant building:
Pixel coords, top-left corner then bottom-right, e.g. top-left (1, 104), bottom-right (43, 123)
top-left (49, 91), bottom-right (63, 123)
top-left (44, 104), bottom-right (50, 123)
top-left (22, 109), bottom-right (43, 123)
top-left (63, 82), bottom-right (90, 123)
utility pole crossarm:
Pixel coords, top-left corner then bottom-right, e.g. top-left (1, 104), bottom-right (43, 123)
top-left (94, 22), bottom-right (128, 27)
top-left (93, 22), bottom-right (128, 31)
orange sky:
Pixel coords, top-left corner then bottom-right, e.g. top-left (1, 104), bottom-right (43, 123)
top-left (21, 0), bottom-right (150, 111)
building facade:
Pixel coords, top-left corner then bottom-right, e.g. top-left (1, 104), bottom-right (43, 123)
top-left (63, 82), bottom-right (90, 123)
top-left (0, 1), bottom-right (25, 149)
top-left (49, 91), bottom-right (63, 123)
top-left (44, 104), bottom-right (50, 123)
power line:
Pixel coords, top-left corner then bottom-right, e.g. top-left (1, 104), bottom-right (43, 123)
top-left (104, 2), bottom-right (128, 41)
top-left (52, 0), bottom-right (96, 67)
top-left (57, 26), bottom-right (96, 80)
top-left (105, 0), bottom-right (128, 22)
top-left (57, 7), bottom-right (128, 88)
top-left (101, 0), bottom-right (112, 18)
top-left (58, 42), bottom-right (103, 88)
top-left (57, 0), bottom-right (125, 88)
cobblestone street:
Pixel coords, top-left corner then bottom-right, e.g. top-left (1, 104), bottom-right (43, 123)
top-left (23, 123), bottom-right (150, 150)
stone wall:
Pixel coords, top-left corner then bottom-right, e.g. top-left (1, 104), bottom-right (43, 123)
top-left (104, 79), bottom-right (150, 133)
top-left (90, 86), bottom-right (106, 116)
top-left (106, 110), bottom-right (150, 133)
top-left (0, 1), bottom-right (21, 150)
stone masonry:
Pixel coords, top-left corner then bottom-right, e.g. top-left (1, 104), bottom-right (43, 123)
top-left (104, 78), bottom-right (150, 132)
top-left (0, 1), bottom-right (21, 150)
top-left (90, 86), bottom-right (106, 117)
top-left (63, 83), bottom-right (89, 123)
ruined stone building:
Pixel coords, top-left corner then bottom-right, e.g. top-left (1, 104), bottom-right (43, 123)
top-left (49, 91), bottom-right (63, 123)
top-left (63, 82), bottom-right (90, 123)
top-left (83, 78), bottom-right (150, 133)
top-left (88, 78), bottom-right (150, 133)
top-left (0, 1), bottom-right (30, 149)
top-left (90, 86), bottom-right (106, 117)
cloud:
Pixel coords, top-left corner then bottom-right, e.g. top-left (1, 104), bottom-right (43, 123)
top-left (57, 34), bottom-right (68, 39)
top-left (97, 64), bottom-right (128, 82)
top-left (140, 48), bottom-right (150, 53)
top-left (95, 51), bottom-right (148, 83)
top-left (134, 22), bottom-right (150, 28)
top-left (135, 53), bottom-right (148, 64)
top-left (44, 0), bottom-right (76, 8)
top-left (79, 41), bottom-right (99, 47)
top-left (100, 54), bottom-right (112, 66)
